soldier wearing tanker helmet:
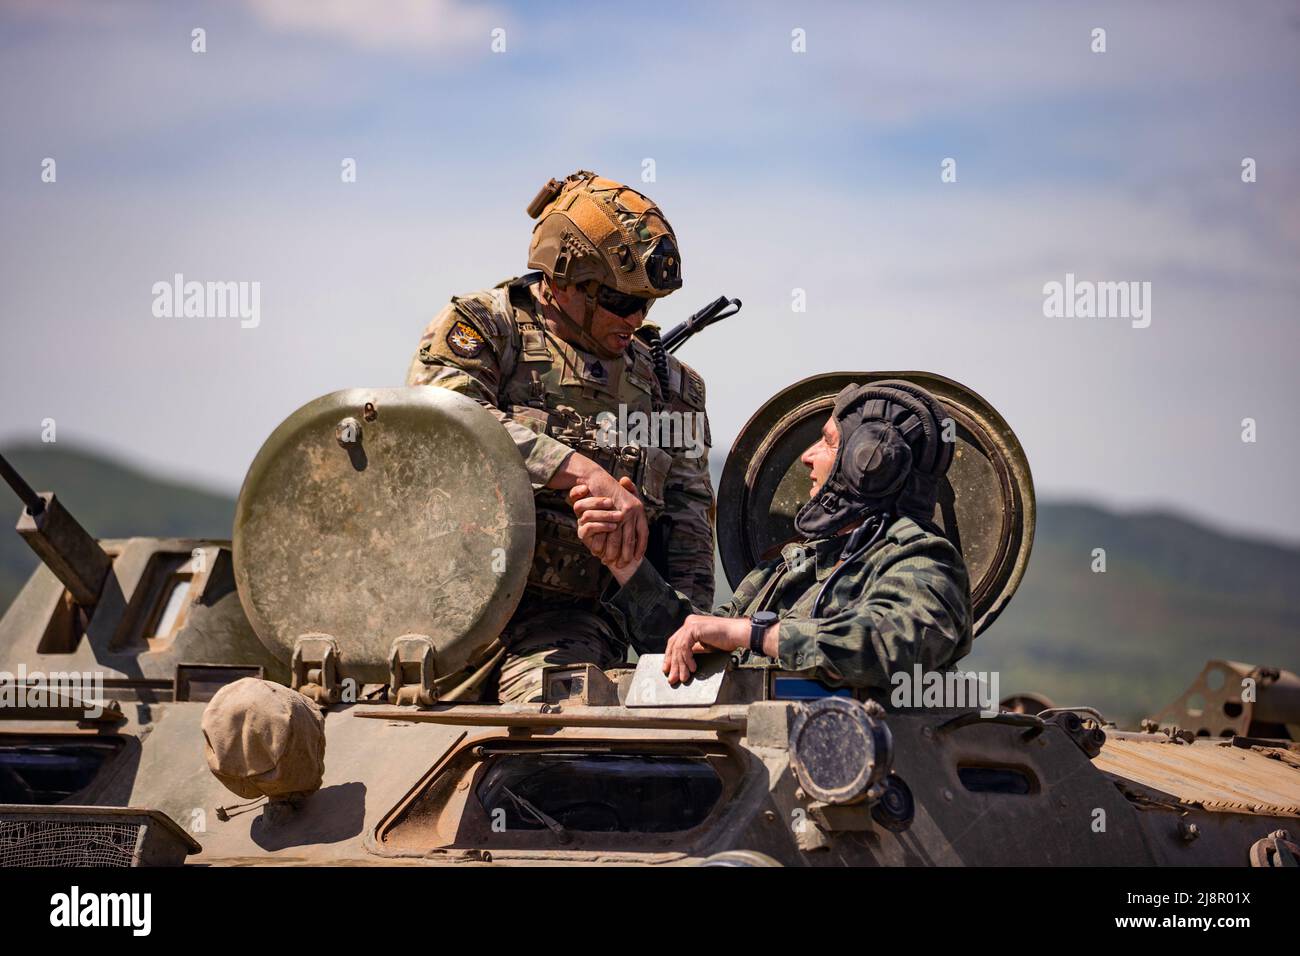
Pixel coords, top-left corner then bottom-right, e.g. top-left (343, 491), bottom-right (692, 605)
top-left (406, 170), bottom-right (715, 703)
top-left (574, 380), bottom-right (973, 695)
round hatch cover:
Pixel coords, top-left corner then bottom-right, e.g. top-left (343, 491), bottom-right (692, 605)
top-left (717, 372), bottom-right (1034, 636)
top-left (233, 387), bottom-right (535, 683)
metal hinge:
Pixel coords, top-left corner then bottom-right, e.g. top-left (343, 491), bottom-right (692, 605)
top-left (388, 634), bottom-right (438, 707)
top-left (291, 634), bottom-right (342, 706)
top-left (1250, 829), bottom-right (1299, 867)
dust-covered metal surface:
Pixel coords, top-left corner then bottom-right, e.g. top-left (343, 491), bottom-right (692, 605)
top-left (353, 702), bottom-right (748, 732)
top-left (716, 371), bottom-right (1034, 636)
top-left (1096, 733), bottom-right (1300, 816)
top-left (0, 536), bottom-right (284, 685)
top-left (232, 386), bottom-right (535, 683)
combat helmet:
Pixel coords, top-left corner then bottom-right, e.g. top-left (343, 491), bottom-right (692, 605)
top-left (527, 170), bottom-right (682, 299)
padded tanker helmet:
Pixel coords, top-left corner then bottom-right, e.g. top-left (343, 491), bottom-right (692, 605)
top-left (526, 170), bottom-right (683, 300)
top-left (793, 381), bottom-right (955, 539)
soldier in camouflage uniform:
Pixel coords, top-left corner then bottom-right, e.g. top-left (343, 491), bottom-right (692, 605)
top-left (573, 381), bottom-right (972, 694)
top-left (406, 171), bottom-right (715, 703)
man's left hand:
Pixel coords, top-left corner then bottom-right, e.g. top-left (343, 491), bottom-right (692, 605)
top-left (662, 615), bottom-right (750, 686)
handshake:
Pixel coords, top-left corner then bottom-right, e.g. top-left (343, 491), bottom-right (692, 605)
top-left (547, 449), bottom-right (648, 583)
top-left (554, 454), bottom-right (761, 686)
top-left (548, 452), bottom-right (650, 580)
top-left (567, 473), bottom-right (646, 587)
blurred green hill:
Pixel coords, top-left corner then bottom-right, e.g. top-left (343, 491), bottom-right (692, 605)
top-left (962, 503), bottom-right (1300, 726)
top-left (2, 442), bottom-right (1295, 725)
top-left (0, 443), bottom-right (233, 611)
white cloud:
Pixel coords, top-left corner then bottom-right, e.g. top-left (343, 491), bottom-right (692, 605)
top-left (1, 0), bottom-right (143, 26)
top-left (241, 0), bottom-right (506, 54)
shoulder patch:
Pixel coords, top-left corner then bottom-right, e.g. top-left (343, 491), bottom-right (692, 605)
top-left (452, 295), bottom-right (497, 332)
top-left (446, 319), bottom-right (487, 358)
top-left (682, 365), bottom-right (707, 409)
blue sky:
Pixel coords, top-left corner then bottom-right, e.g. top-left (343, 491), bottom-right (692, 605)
top-left (1, 0), bottom-right (1298, 541)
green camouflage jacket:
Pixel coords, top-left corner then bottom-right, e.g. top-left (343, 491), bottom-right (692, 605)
top-left (605, 515), bottom-right (972, 691)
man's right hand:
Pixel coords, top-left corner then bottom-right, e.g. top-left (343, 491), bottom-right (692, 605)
top-left (547, 453), bottom-right (647, 568)
top-left (569, 477), bottom-right (645, 581)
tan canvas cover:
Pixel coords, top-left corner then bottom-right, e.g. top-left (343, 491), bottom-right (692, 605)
top-left (202, 678), bottom-right (326, 800)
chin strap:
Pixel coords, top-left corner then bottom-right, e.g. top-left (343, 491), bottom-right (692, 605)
top-left (545, 280), bottom-right (620, 359)
top-left (581, 283), bottom-right (599, 335)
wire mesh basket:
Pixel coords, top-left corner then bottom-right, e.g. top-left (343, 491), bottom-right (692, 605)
top-left (0, 805), bottom-right (200, 867)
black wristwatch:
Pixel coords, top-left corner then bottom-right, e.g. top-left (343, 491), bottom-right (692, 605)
top-left (749, 611), bottom-right (778, 655)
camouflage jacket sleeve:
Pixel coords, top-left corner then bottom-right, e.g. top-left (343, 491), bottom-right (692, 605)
top-left (405, 297), bottom-right (573, 489)
top-left (604, 554), bottom-right (776, 654)
top-left (607, 519), bottom-right (972, 689)
top-left (772, 527), bottom-right (973, 692)
top-left (656, 356), bottom-right (716, 608)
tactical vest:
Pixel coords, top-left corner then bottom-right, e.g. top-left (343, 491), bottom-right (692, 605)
top-left (462, 279), bottom-right (675, 600)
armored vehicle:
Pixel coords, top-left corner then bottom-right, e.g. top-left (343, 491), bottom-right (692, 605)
top-left (0, 368), bottom-right (1297, 868)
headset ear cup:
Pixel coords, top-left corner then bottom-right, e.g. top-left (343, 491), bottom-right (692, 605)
top-left (842, 421), bottom-right (912, 499)
top-left (840, 389), bottom-right (928, 465)
top-left (872, 380), bottom-right (954, 478)
top-left (871, 386), bottom-right (940, 475)
top-left (801, 381), bottom-right (950, 538)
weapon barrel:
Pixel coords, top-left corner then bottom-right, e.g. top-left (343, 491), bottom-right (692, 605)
top-left (0, 452), bottom-right (111, 606)
top-left (0, 452), bottom-right (45, 516)
top-left (661, 295), bottom-right (742, 354)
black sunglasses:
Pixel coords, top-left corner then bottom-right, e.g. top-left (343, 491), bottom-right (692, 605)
top-left (595, 284), bottom-right (650, 318)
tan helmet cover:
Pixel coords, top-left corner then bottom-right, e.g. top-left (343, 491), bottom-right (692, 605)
top-left (201, 678), bottom-right (326, 801)
top-left (527, 170), bottom-right (682, 297)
